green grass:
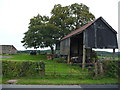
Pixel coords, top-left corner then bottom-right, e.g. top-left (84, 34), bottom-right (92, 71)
top-left (1, 54), bottom-right (59, 64)
top-left (45, 63), bottom-right (89, 76)
top-left (2, 77), bottom-right (119, 85)
top-left (1, 54), bottom-right (47, 61)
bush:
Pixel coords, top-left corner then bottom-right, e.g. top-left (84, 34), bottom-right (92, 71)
top-left (102, 60), bottom-right (120, 78)
top-left (2, 60), bottom-right (45, 78)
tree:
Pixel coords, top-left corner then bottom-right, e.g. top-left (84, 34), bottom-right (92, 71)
top-left (21, 3), bottom-right (95, 54)
top-left (50, 3), bottom-right (95, 37)
top-left (37, 24), bottom-right (61, 54)
top-left (21, 14), bottom-right (60, 54)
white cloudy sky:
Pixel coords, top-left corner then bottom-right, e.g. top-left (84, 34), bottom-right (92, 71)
top-left (0, 0), bottom-right (119, 51)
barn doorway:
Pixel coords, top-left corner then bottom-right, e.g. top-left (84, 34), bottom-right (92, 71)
top-left (70, 32), bottom-right (83, 63)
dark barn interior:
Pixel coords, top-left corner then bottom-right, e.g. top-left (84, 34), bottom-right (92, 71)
top-left (70, 33), bottom-right (83, 63)
top-left (60, 17), bottom-right (118, 65)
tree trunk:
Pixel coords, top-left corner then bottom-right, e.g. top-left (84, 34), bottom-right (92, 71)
top-left (50, 46), bottom-right (54, 55)
top-left (49, 46), bottom-right (54, 60)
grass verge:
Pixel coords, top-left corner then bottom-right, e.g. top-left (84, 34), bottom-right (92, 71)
top-left (2, 77), bottom-right (119, 85)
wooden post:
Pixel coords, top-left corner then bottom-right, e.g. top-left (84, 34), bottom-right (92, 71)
top-left (99, 63), bottom-right (103, 75)
top-left (94, 62), bottom-right (98, 76)
top-left (82, 31), bottom-right (86, 69)
top-left (113, 48), bottom-right (115, 59)
top-left (67, 55), bottom-right (70, 64)
top-left (82, 45), bottom-right (86, 69)
top-left (39, 62), bottom-right (45, 76)
top-left (68, 38), bottom-right (71, 64)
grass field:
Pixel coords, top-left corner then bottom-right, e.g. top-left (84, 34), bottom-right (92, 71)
top-left (1, 54), bottom-right (47, 61)
top-left (1, 54), bottom-right (119, 85)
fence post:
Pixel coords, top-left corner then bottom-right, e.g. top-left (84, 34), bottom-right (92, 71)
top-left (82, 45), bottom-right (86, 69)
top-left (94, 62), bottom-right (98, 76)
top-left (99, 62), bottom-right (103, 75)
top-left (67, 55), bottom-right (70, 64)
top-left (39, 62), bottom-right (45, 76)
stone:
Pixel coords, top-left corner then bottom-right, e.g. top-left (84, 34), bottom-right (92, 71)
top-left (7, 80), bottom-right (18, 84)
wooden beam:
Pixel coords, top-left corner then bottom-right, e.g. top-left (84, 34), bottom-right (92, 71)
top-left (82, 31), bottom-right (86, 69)
top-left (94, 23), bottom-right (97, 48)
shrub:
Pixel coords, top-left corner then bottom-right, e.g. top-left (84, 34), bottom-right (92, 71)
top-left (102, 60), bottom-right (120, 78)
top-left (2, 60), bottom-right (45, 78)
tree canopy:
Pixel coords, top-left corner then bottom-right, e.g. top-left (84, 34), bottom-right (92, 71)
top-left (21, 3), bottom-right (95, 54)
top-left (50, 3), bottom-right (95, 37)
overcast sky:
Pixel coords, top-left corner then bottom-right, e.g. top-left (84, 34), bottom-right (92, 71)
top-left (0, 0), bottom-right (119, 51)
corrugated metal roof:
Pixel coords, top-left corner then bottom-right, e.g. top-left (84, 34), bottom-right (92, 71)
top-left (61, 18), bottom-right (98, 40)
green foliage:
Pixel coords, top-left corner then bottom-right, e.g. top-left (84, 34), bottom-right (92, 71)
top-left (50, 3), bottom-right (95, 37)
top-left (91, 50), bottom-right (98, 62)
top-left (102, 60), bottom-right (120, 78)
top-left (21, 14), bottom-right (60, 54)
top-left (21, 14), bottom-right (49, 49)
top-left (2, 60), bottom-right (45, 78)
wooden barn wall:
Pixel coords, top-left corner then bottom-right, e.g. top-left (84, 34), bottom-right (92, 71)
top-left (60, 38), bottom-right (70, 55)
top-left (85, 25), bottom-right (95, 48)
top-left (85, 19), bottom-right (118, 49)
top-left (96, 19), bottom-right (118, 48)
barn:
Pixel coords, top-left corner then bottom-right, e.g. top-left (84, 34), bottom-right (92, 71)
top-left (60, 17), bottom-right (118, 66)
top-left (0, 45), bottom-right (17, 55)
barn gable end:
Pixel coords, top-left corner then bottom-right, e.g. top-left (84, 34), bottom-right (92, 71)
top-left (85, 17), bottom-right (118, 49)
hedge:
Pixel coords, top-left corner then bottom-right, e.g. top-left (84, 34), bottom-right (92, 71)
top-left (2, 60), bottom-right (45, 78)
top-left (102, 60), bottom-right (120, 78)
